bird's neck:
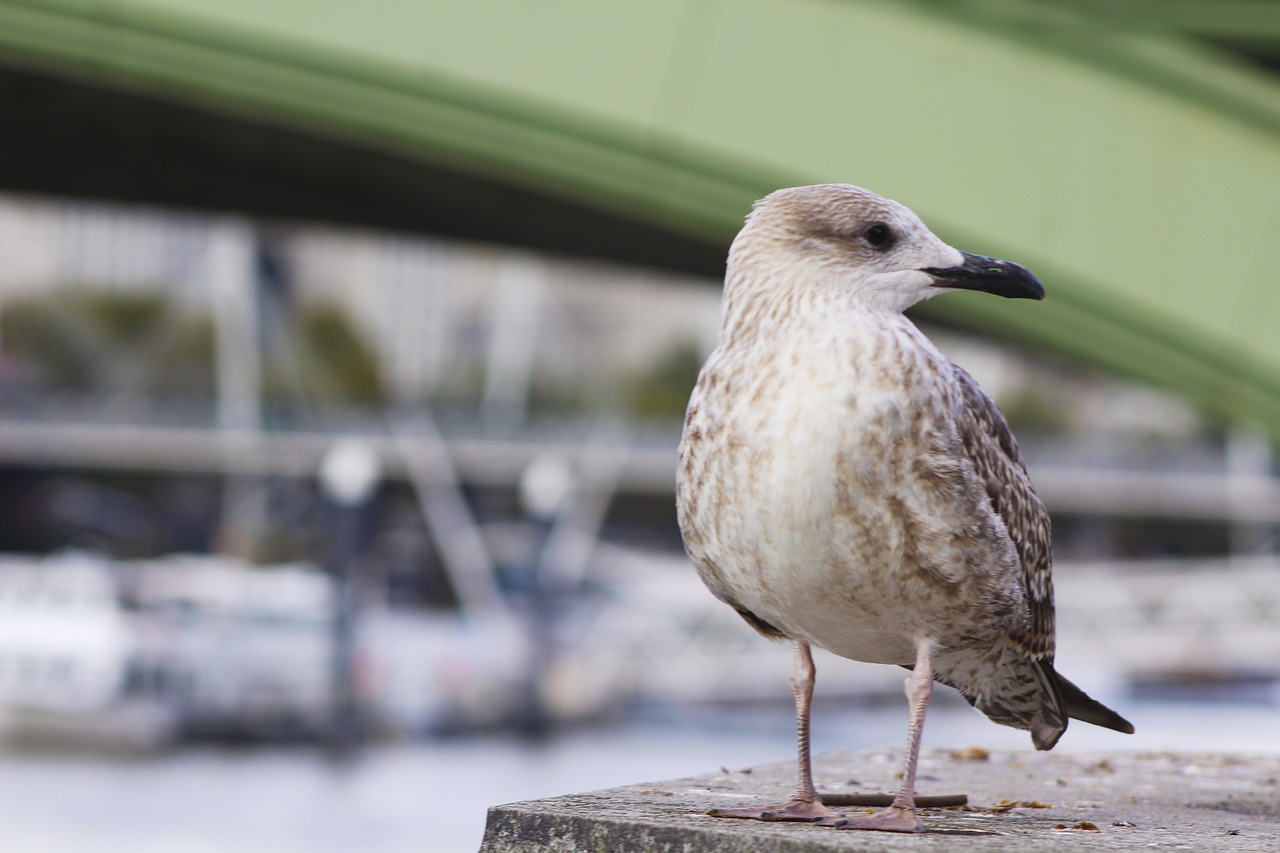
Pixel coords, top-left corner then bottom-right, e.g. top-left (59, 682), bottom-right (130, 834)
top-left (720, 281), bottom-right (920, 355)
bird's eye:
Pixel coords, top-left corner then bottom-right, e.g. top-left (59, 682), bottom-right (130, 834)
top-left (863, 223), bottom-right (892, 249)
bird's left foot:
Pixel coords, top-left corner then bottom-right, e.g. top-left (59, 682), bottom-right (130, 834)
top-left (824, 805), bottom-right (923, 833)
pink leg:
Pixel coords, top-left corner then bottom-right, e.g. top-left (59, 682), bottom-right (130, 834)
top-left (830, 639), bottom-right (933, 832)
top-left (710, 641), bottom-right (842, 822)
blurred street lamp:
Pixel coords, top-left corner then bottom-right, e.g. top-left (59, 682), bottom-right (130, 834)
top-left (514, 454), bottom-right (573, 738)
top-left (321, 439), bottom-right (382, 508)
top-left (320, 439), bottom-right (382, 761)
top-left (519, 454), bottom-right (573, 523)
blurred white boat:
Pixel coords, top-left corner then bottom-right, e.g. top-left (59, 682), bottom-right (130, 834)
top-left (1, 546), bottom-right (1277, 751)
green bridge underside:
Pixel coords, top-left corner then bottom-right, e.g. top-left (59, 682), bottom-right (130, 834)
top-left (3, 0), bottom-right (1280, 431)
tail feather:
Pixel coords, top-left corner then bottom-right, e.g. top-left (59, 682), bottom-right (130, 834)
top-left (1053, 667), bottom-right (1135, 735)
top-left (932, 651), bottom-right (1133, 751)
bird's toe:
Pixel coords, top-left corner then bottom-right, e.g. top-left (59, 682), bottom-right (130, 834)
top-left (825, 804), bottom-right (924, 833)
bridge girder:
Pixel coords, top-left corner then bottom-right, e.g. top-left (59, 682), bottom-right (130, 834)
top-left (2, 0), bottom-right (1280, 430)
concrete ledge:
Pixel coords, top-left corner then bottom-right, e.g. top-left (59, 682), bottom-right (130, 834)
top-left (480, 748), bottom-right (1279, 852)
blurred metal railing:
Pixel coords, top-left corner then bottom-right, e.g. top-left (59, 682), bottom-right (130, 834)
top-left (1, 416), bottom-right (1278, 524)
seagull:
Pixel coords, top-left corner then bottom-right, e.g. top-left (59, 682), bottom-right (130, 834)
top-left (676, 184), bottom-right (1133, 833)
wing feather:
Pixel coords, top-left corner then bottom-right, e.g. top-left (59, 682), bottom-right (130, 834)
top-left (949, 363), bottom-right (1055, 660)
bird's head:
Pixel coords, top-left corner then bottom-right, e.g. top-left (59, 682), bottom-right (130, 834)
top-left (727, 184), bottom-right (1044, 315)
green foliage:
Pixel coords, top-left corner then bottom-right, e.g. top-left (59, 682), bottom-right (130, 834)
top-left (294, 302), bottom-right (385, 405)
top-left (1, 291), bottom-right (388, 408)
top-left (87, 293), bottom-right (169, 342)
top-left (623, 341), bottom-right (703, 422)
top-left (1, 290), bottom-right (214, 396)
top-left (2, 296), bottom-right (97, 390)
top-left (997, 384), bottom-right (1071, 434)
top-left (153, 316), bottom-right (216, 396)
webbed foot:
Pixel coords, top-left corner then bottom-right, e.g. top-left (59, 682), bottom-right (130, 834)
top-left (824, 804), bottom-right (923, 833)
top-left (709, 798), bottom-right (841, 822)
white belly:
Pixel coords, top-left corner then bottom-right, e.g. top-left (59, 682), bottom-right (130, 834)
top-left (678, 325), bottom-right (1015, 665)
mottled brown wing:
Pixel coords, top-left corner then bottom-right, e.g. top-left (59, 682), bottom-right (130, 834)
top-left (949, 363), bottom-right (1055, 660)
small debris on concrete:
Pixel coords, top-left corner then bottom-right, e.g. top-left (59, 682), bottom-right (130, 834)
top-left (951, 746), bottom-right (991, 762)
top-left (956, 798), bottom-right (1052, 814)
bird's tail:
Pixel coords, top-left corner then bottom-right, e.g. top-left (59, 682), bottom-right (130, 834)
top-left (1027, 661), bottom-right (1134, 750)
top-left (934, 650), bottom-right (1133, 751)
top-left (1052, 666), bottom-right (1135, 738)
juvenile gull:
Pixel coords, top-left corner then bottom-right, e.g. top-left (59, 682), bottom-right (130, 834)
top-left (676, 184), bottom-right (1133, 833)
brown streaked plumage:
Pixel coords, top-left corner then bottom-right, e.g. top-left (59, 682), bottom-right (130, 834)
top-left (676, 183), bottom-right (1132, 833)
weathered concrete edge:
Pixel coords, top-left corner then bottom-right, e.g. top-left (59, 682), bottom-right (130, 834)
top-left (481, 805), bottom-right (828, 853)
top-left (478, 748), bottom-right (1280, 853)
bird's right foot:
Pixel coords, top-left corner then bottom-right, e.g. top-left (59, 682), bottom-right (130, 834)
top-left (826, 804), bottom-right (924, 833)
top-left (709, 798), bottom-right (841, 822)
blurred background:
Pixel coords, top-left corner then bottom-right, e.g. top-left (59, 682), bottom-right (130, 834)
top-left (1, 1), bottom-right (1279, 851)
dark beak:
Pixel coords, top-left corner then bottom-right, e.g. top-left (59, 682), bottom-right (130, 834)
top-left (923, 251), bottom-right (1045, 301)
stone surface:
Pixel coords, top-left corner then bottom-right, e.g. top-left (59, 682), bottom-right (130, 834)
top-left (479, 748), bottom-right (1280, 852)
